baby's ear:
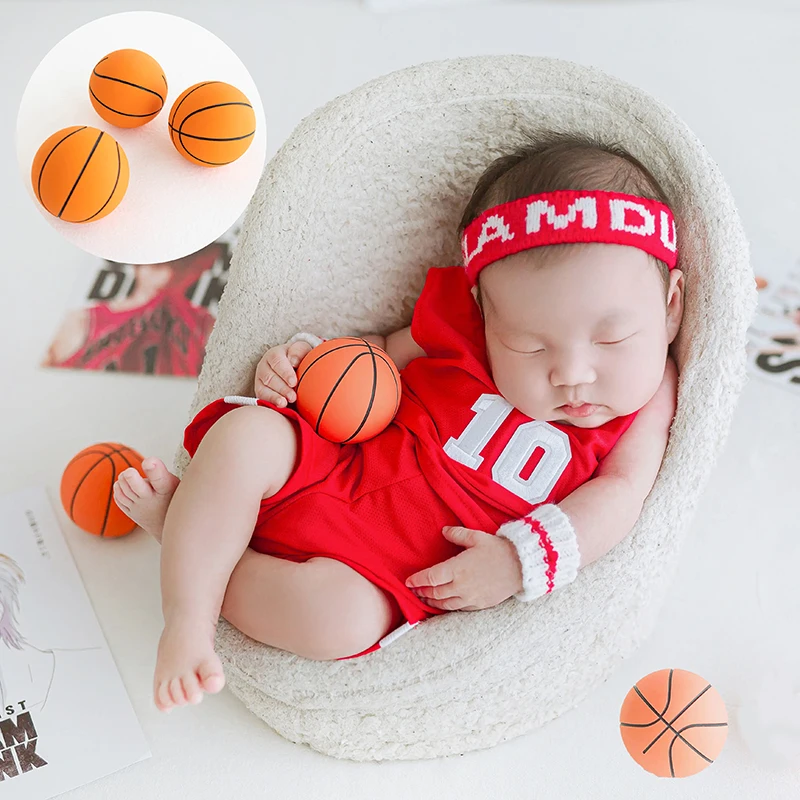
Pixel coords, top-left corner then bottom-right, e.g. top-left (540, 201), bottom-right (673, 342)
top-left (470, 285), bottom-right (484, 317)
top-left (665, 269), bottom-right (685, 344)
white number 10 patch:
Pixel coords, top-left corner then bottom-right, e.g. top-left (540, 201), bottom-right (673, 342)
top-left (443, 393), bottom-right (572, 504)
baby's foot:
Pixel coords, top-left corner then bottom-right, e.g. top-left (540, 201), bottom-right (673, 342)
top-left (114, 457), bottom-right (179, 542)
top-left (154, 615), bottom-right (225, 712)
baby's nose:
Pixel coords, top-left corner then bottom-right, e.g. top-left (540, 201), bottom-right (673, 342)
top-left (549, 352), bottom-right (597, 388)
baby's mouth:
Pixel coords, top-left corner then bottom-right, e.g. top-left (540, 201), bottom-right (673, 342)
top-left (558, 402), bottom-right (598, 419)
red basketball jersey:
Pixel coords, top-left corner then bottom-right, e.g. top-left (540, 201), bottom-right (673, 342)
top-left (392, 265), bottom-right (638, 526)
top-left (57, 294), bottom-right (214, 375)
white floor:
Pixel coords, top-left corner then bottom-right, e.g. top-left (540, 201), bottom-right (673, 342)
top-left (2, 1), bottom-right (800, 798)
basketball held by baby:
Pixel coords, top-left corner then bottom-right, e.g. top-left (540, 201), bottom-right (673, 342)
top-left (294, 337), bottom-right (402, 444)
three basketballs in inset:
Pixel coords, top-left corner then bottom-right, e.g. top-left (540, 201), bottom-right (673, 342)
top-left (89, 48), bottom-right (167, 128)
top-left (61, 442), bottom-right (144, 538)
top-left (169, 81), bottom-right (256, 167)
top-left (31, 126), bottom-right (129, 223)
top-left (294, 337), bottom-right (402, 444)
top-left (620, 668), bottom-right (728, 778)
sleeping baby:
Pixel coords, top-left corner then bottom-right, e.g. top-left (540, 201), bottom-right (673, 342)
top-left (113, 131), bottom-right (684, 712)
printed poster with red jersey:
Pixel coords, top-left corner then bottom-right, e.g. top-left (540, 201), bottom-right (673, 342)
top-left (42, 224), bottom-right (239, 377)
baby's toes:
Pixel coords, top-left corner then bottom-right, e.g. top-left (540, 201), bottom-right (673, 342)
top-left (182, 672), bottom-right (203, 705)
top-left (119, 468), bottom-right (151, 499)
top-left (155, 680), bottom-right (174, 713)
top-left (169, 677), bottom-right (188, 707)
top-left (197, 658), bottom-right (225, 695)
top-left (113, 481), bottom-right (132, 513)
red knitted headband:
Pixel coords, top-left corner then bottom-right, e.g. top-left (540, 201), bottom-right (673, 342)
top-left (461, 190), bottom-right (678, 286)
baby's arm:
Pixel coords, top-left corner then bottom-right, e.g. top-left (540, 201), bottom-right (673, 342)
top-left (560, 355), bottom-right (679, 567)
top-left (362, 326), bottom-right (427, 371)
top-left (496, 356), bottom-right (678, 600)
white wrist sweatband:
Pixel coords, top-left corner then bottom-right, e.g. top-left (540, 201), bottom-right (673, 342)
top-left (495, 504), bottom-right (580, 602)
top-left (286, 332), bottom-right (326, 349)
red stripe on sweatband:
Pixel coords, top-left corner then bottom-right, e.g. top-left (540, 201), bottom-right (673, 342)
top-left (524, 514), bottom-right (559, 594)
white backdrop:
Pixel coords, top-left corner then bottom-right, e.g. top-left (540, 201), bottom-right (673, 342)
top-left (1, 2), bottom-right (799, 799)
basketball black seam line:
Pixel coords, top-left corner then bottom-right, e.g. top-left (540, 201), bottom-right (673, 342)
top-left (622, 670), bottom-right (675, 729)
top-left (79, 140), bottom-right (122, 223)
top-left (67, 447), bottom-right (138, 492)
top-left (64, 442), bottom-right (133, 470)
top-left (69, 454), bottom-right (110, 520)
top-left (174, 131), bottom-right (246, 165)
top-left (643, 684), bottom-right (714, 753)
top-left (167, 126), bottom-right (255, 143)
top-left (313, 353), bottom-right (364, 436)
top-left (66, 446), bottom-right (138, 532)
top-left (176, 101), bottom-right (254, 165)
top-left (36, 127), bottom-right (87, 208)
top-left (59, 131), bottom-right (104, 218)
top-left (343, 348), bottom-right (380, 443)
top-left (639, 683), bottom-right (714, 755)
top-left (100, 456), bottom-right (122, 537)
top-left (316, 350), bottom-right (380, 442)
top-left (169, 82), bottom-right (222, 163)
top-left (169, 81), bottom-right (218, 127)
top-left (177, 101), bottom-right (253, 129)
top-left (667, 722), bottom-right (727, 777)
top-left (90, 86), bottom-right (161, 118)
top-left (295, 340), bottom-right (396, 392)
top-left (63, 444), bottom-right (136, 472)
top-left (669, 721), bottom-right (728, 762)
top-left (91, 66), bottom-right (165, 103)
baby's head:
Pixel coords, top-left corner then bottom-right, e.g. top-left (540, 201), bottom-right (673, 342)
top-left (458, 132), bottom-right (684, 428)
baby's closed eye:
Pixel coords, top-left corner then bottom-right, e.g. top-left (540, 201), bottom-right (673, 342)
top-left (595, 331), bottom-right (638, 345)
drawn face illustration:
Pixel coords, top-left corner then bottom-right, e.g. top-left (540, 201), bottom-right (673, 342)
top-left (0, 555), bottom-right (25, 650)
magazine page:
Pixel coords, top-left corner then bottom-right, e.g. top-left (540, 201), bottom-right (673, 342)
top-left (0, 487), bottom-right (150, 798)
top-left (42, 223), bottom-right (239, 378)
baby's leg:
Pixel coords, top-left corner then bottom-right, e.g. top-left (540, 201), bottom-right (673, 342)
top-left (154, 405), bottom-right (297, 711)
top-left (119, 457), bottom-right (396, 665)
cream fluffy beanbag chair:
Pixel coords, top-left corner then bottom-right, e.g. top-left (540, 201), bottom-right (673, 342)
top-left (174, 55), bottom-right (755, 761)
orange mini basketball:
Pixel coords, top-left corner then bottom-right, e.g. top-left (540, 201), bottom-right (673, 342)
top-left (31, 125), bottom-right (129, 223)
top-left (60, 442), bottom-right (145, 537)
top-left (89, 48), bottom-right (167, 128)
top-left (294, 337), bottom-right (402, 444)
top-left (169, 80), bottom-right (256, 167)
top-left (620, 668), bottom-right (728, 778)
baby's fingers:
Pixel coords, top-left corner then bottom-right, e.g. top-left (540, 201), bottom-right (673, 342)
top-left (286, 341), bottom-right (312, 372)
top-left (268, 348), bottom-right (299, 389)
top-left (255, 371), bottom-right (296, 406)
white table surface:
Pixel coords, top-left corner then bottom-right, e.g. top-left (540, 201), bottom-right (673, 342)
top-left (2, 1), bottom-right (799, 798)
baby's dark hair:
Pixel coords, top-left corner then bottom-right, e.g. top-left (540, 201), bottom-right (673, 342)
top-left (457, 131), bottom-right (675, 302)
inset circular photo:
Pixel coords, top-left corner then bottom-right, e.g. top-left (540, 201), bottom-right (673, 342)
top-left (16, 11), bottom-right (267, 264)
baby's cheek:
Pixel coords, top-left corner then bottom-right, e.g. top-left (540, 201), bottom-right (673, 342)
top-left (619, 344), bottom-right (665, 407)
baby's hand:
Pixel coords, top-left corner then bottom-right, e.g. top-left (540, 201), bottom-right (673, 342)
top-left (404, 526), bottom-right (523, 611)
top-left (254, 341), bottom-right (313, 406)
